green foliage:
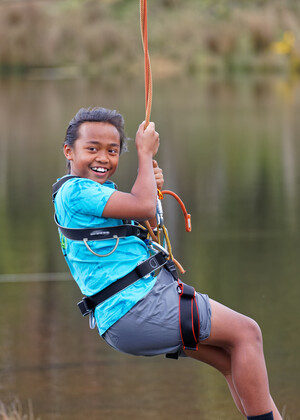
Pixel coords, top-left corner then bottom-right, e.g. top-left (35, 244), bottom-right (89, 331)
top-left (0, 0), bottom-right (299, 77)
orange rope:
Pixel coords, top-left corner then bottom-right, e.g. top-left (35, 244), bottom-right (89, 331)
top-left (140, 0), bottom-right (152, 128)
top-left (161, 190), bottom-right (192, 232)
top-left (139, 2), bottom-right (188, 276)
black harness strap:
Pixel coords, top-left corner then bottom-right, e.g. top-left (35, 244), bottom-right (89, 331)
top-left (78, 251), bottom-right (167, 316)
top-left (52, 175), bottom-right (78, 201)
top-left (177, 282), bottom-right (200, 351)
top-left (54, 215), bottom-right (148, 242)
top-left (165, 260), bottom-right (200, 359)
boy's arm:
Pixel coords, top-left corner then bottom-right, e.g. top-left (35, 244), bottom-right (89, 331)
top-left (102, 122), bottom-right (159, 221)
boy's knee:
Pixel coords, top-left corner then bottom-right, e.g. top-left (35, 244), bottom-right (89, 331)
top-left (241, 316), bottom-right (263, 347)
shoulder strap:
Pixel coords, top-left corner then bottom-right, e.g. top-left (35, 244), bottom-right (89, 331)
top-left (52, 175), bottom-right (79, 202)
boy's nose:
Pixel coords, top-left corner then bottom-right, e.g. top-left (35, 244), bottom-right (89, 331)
top-left (96, 151), bottom-right (109, 162)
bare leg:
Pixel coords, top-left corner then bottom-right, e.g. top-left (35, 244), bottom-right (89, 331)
top-left (185, 299), bottom-right (282, 419)
top-left (185, 343), bottom-right (246, 416)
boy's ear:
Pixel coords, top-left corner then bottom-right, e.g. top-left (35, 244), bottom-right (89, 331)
top-left (63, 144), bottom-right (73, 161)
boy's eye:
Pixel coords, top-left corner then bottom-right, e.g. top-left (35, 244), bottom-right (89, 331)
top-left (88, 147), bottom-right (97, 152)
top-left (109, 149), bottom-right (118, 155)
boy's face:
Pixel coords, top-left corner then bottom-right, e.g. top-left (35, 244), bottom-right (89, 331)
top-left (64, 122), bottom-right (121, 184)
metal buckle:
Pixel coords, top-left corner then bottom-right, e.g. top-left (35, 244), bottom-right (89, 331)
top-left (77, 298), bottom-right (91, 317)
top-left (177, 282), bottom-right (183, 294)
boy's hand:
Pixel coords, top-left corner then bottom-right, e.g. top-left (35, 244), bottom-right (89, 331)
top-left (153, 160), bottom-right (164, 190)
top-left (135, 121), bottom-right (160, 157)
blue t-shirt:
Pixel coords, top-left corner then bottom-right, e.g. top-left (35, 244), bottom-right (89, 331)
top-left (54, 176), bottom-right (156, 335)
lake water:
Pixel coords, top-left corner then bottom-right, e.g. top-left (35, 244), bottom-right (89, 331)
top-left (0, 74), bottom-right (299, 419)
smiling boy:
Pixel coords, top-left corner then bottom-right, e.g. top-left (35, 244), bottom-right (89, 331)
top-left (53, 107), bottom-right (282, 420)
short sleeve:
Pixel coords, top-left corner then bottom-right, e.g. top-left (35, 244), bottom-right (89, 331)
top-left (60, 178), bottom-right (115, 218)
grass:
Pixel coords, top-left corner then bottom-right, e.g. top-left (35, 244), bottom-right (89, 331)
top-left (0, 399), bottom-right (39, 420)
top-left (0, 0), bottom-right (299, 78)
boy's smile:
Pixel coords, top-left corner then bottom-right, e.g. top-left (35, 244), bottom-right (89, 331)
top-left (64, 122), bottom-right (121, 184)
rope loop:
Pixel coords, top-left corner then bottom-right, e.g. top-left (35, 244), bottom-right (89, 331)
top-left (160, 190), bottom-right (192, 233)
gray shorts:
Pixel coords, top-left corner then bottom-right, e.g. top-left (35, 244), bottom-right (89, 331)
top-left (102, 268), bottom-right (211, 357)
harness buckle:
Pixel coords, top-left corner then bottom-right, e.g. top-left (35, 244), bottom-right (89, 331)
top-left (165, 259), bottom-right (178, 280)
top-left (77, 297), bottom-right (91, 317)
top-left (183, 345), bottom-right (199, 351)
top-left (135, 254), bottom-right (161, 278)
top-left (177, 282), bottom-right (195, 298)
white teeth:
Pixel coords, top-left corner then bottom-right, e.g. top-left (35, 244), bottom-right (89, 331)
top-left (92, 167), bottom-right (108, 173)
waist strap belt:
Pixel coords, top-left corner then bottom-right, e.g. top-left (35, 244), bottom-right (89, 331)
top-left (54, 214), bottom-right (148, 242)
top-left (78, 251), bottom-right (167, 316)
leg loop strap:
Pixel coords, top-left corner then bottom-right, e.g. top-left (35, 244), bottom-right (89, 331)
top-left (164, 260), bottom-right (200, 359)
top-left (177, 281), bottom-right (200, 351)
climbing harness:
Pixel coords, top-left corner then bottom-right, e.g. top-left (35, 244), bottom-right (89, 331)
top-left (53, 175), bottom-right (199, 354)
